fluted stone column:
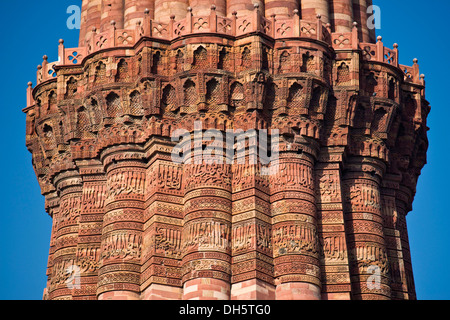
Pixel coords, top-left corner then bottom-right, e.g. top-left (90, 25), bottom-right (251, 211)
top-left (155, 0), bottom-right (189, 24)
top-left (43, 192), bottom-right (59, 300)
top-left (265, 0), bottom-right (299, 18)
top-left (227, 0), bottom-right (264, 18)
top-left (190, 0), bottom-right (227, 17)
top-left (124, 0), bottom-right (155, 29)
top-left (73, 161), bottom-right (107, 300)
top-left (141, 141), bottom-right (184, 300)
top-left (352, 0), bottom-right (374, 42)
top-left (301, 0), bottom-right (329, 24)
top-left (381, 173), bottom-right (409, 300)
top-left (271, 142), bottom-right (322, 300)
top-left (230, 119), bottom-right (275, 300)
top-left (101, 0), bottom-right (125, 31)
top-left (48, 170), bottom-right (83, 300)
top-left (316, 151), bottom-right (352, 300)
top-left (343, 157), bottom-right (391, 300)
top-left (181, 137), bottom-right (233, 300)
top-left (97, 147), bottom-right (145, 300)
top-left (396, 183), bottom-right (417, 299)
top-left (330, 0), bottom-right (354, 33)
top-left (83, 0), bottom-right (102, 45)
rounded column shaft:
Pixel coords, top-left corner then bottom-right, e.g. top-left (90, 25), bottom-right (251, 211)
top-left (124, 0), bottom-right (155, 29)
top-left (396, 186), bottom-right (417, 299)
top-left (74, 167), bottom-right (107, 300)
top-left (265, 0), bottom-right (299, 18)
top-left (352, 0), bottom-right (375, 42)
top-left (155, 0), bottom-right (189, 24)
top-left (83, 0), bottom-right (102, 44)
top-left (270, 147), bottom-right (321, 300)
top-left (227, 0), bottom-right (264, 18)
top-left (343, 158), bottom-right (391, 300)
top-left (141, 156), bottom-right (184, 300)
top-left (190, 0), bottom-right (226, 17)
top-left (230, 122), bottom-right (275, 300)
top-left (97, 150), bottom-right (145, 300)
top-left (301, 0), bottom-right (329, 24)
top-left (330, 0), bottom-right (354, 33)
top-left (79, 0), bottom-right (89, 46)
top-left (380, 175), bottom-right (410, 300)
top-left (101, 0), bottom-right (125, 32)
top-left (182, 141), bottom-right (232, 300)
top-left (48, 171), bottom-right (83, 300)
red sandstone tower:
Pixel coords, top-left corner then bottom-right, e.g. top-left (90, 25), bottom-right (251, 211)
top-left (24, 0), bottom-right (429, 300)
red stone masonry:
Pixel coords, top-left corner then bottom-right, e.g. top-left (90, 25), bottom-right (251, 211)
top-left (25, 0), bottom-right (429, 300)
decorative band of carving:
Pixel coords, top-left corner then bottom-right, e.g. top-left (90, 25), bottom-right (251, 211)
top-left (270, 198), bottom-right (317, 216)
top-left (183, 210), bottom-right (231, 223)
top-left (103, 209), bottom-right (143, 226)
top-left (344, 180), bottom-right (382, 213)
top-left (183, 197), bottom-right (232, 215)
top-left (58, 195), bottom-right (82, 224)
top-left (54, 234), bottom-right (79, 251)
top-left (143, 208), bottom-right (183, 227)
top-left (102, 221), bottom-right (143, 234)
top-left (181, 259), bottom-right (231, 281)
top-left (183, 188), bottom-right (232, 201)
top-left (96, 280), bottom-right (141, 295)
top-left (183, 164), bottom-right (232, 189)
top-left (182, 220), bottom-right (231, 252)
top-left (76, 245), bottom-right (101, 274)
top-left (231, 270), bottom-right (275, 285)
top-left (347, 220), bottom-right (385, 237)
top-left (81, 183), bottom-right (107, 212)
top-left (106, 169), bottom-right (146, 201)
top-left (105, 199), bottom-right (145, 211)
top-left (53, 246), bottom-right (77, 259)
top-left (348, 243), bottom-right (390, 275)
top-left (100, 231), bottom-right (143, 262)
top-left (231, 258), bottom-right (274, 276)
top-left (147, 162), bottom-right (183, 193)
top-left (269, 161), bottom-right (315, 193)
top-left (272, 222), bottom-right (320, 258)
top-left (142, 264), bottom-right (182, 282)
top-left (48, 257), bottom-right (77, 293)
top-left (276, 274), bottom-right (322, 287)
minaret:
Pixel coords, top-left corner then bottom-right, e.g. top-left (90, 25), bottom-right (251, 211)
top-left (330, 0), bottom-right (354, 33)
top-left (265, 0), bottom-right (299, 18)
top-left (26, 0), bottom-right (429, 301)
top-left (301, 0), bottom-right (330, 24)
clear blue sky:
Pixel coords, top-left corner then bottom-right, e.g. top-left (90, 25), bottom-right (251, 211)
top-left (0, 0), bottom-right (448, 300)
